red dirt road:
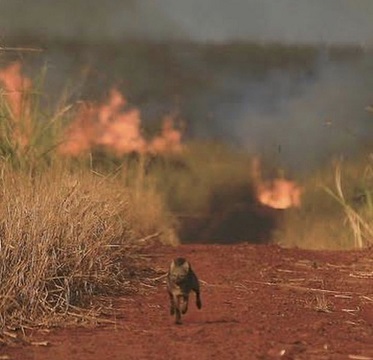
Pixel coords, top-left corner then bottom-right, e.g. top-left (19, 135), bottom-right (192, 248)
top-left (4, 243), bottom-right (373, 360)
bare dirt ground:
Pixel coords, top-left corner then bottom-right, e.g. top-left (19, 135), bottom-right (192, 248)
top-left (3, 243), bottom-right (373, 360)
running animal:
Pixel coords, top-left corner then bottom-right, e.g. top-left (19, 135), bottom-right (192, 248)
top-left (166, 257), bottom-right (202, 324)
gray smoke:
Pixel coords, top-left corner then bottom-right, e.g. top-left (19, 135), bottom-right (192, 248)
top-left (0, 0), bottom-right (372, 45)
top-left (0, 0), bottom-right (185, 41)
top-left (232, 56), bottom-right (373, 172)
top-left (172, 48), bottom-right (373, 171)
top-left (159, 0), bottom-right (373, 45)
top-left (176, 48), bottom-right (373, 173)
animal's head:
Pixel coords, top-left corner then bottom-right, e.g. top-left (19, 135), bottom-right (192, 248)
top-left (169, 257), bottom-right (190, 284)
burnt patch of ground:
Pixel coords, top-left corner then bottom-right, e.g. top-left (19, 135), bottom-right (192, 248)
top-left (4, 243), bottom-right (373, 360)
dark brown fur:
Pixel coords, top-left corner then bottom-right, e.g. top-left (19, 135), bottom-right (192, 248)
top-left (166, 257), bottom-right (202, 324)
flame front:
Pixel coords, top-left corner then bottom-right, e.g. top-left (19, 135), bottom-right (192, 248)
top-left (59, 88), bottom-right (183, 156)
top-left (149, 115), bottom-right (183, 154)
top-left (252, 157), bottom-right (302, 209)
top-left (0, 62), bottom-right (183, 157)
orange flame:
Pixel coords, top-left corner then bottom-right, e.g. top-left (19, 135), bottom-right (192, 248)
top-left (58, 102), bottom-right (97, 156)
top-left (149, 115), bottom-right (183, 154)
top-left (0, 61), bottom-right (32, 149)
top-left (0, 63), bottom-right (183, 157)
top-left (252, 157), bottom-right (302, 209)
top-left (59, 87), bottom-right (183, 156)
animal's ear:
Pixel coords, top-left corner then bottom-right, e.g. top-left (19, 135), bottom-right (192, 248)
top-left (182, 260), bottom-right (190, 272)
top-left (170, 259), bottom-right (176, 272)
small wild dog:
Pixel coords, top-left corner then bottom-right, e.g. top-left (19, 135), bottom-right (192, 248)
top-left (166, 257), bottom-right (202, 324)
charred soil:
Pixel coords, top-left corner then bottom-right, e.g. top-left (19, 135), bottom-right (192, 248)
top-left (4, 243), bottom-right (373, 360)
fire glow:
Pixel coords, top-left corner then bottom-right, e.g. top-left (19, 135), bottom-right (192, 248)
top-left (0, 61), bottom-right (32, 149)
top-left (59, 88), bottom-right (183, 156)
top-left (252, 157), bottom-right (302, 209)
top-left (0, 62), bottom-right (183, 157)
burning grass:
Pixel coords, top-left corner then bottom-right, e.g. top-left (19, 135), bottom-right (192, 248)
top-left (0, 61), bottom-right (68, 172)
top-left (59, 87), bottom-right (183, 157)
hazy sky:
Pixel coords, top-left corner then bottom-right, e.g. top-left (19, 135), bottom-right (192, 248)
top-left (0, 0), bottom-right (373, 45)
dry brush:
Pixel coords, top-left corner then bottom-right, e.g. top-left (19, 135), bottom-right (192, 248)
top-left (0, 164), bottom-right (177, 335)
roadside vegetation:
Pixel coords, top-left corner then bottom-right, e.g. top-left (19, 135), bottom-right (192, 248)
top-left (0, 62), bottom-right (178, 340)
top-left (274, 154), bottom-right (373, 249)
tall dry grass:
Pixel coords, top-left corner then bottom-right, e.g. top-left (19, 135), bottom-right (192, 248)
top-left (275, 155), bottom-right (373, 249)
top-left (323, 159), bottom-right (373, 248)
top-left (0, 163), bottom-right (177, 335)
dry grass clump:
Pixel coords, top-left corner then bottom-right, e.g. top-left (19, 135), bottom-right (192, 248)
top-left (0, 164), bottom-right (177, 334)
top-left (275, 154), bottom-right (373, 249)
top-left (323, 160), bottom-right (373, 248)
